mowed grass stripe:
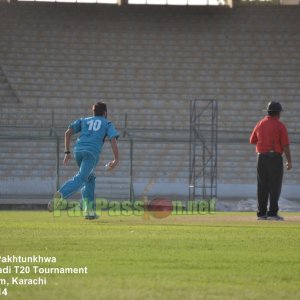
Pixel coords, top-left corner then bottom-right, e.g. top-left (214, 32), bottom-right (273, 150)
top-left (0, 212), bottom-right (299, 300)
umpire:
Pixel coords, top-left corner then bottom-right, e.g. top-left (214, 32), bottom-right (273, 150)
top-left (250, 101), bottom-right (292, 221)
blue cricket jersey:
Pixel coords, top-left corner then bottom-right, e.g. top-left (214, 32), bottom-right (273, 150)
top-left (68, 116), bottom-right (119, 157)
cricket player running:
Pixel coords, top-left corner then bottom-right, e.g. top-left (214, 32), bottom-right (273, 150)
top-left (48, 102), bottom-right (119, 219)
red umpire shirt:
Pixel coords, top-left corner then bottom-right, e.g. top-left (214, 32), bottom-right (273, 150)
top-left (250, 115), bottom-right (290, 154)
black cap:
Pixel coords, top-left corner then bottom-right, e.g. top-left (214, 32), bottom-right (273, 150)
top-left (267, 101), bottom-right (283, 112)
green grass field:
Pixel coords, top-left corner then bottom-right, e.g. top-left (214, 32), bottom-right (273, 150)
top-left (0, 211), bottom-right (299, 300)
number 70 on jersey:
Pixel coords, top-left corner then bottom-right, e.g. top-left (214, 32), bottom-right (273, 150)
top-left (87, 119), bottom-right (102, 131)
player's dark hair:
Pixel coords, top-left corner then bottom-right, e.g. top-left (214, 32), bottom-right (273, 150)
top-left (93, 102), bottom-right (107, 116)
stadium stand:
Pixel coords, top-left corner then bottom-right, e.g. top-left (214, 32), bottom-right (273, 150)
top-left (0, 2), bottom-right (299, 203)
top-left (0, 65), bottom-right (19, 103)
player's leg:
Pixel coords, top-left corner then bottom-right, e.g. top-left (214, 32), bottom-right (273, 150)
top-left (59, 151), bottom-right (97, 200)
top-left (81, 173), bottom-right (96, 218)
top-left (267, 154), bottom-right (283, 218)
top-left (81, 154), bottom-right (100, 219)
top-left (256, 154), bottom-right (269, 219)
top-left (48, 152), bottom-right (84, 212)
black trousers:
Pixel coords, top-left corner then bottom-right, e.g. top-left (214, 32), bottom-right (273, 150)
top-left (257, 153), bottom-right (283, 217)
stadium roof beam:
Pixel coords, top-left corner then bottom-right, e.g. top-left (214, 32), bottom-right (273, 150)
top-left (12, 0), bottom-right (233, 7)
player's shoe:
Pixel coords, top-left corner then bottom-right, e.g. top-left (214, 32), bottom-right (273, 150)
top-left (267, 215), bottom-right (284, 221)
top-left (84, 211), bottom-right (99, 220)
top-left (48, 192), bottom-right (63, 212)
top-left (257, 216), bottom-right (267, 220)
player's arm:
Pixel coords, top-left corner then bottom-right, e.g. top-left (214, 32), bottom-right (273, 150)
top-left (283, 144), bottom-right (292, 170)
top-left (281, 124), bottom-right (292, 170)
top-left (63, 128), bottom-right (74, 166)
top-left (249, 126), bottom-right (258, 145)
top-left (107, 138), bottom-right (119, 171)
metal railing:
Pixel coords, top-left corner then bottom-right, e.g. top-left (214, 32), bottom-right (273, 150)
top-left (1, 109), bottom-right (299, 200)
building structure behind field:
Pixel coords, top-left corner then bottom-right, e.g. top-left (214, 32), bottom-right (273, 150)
top-left (0, 1), bottom-right (299, 203)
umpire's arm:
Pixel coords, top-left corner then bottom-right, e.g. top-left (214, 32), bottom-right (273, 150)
top-left (283, 144), bottom-right (292, 170)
